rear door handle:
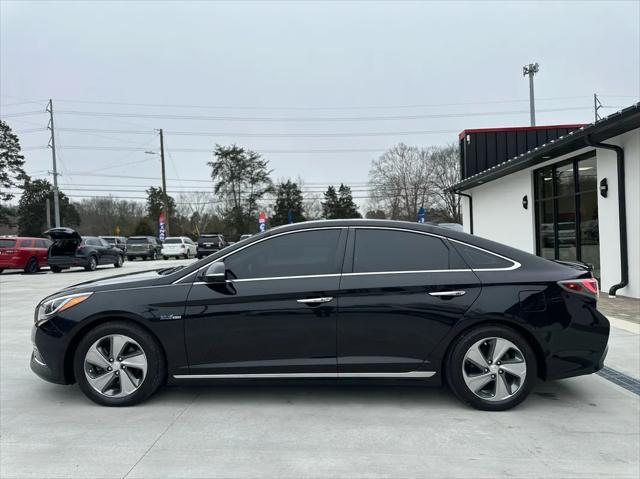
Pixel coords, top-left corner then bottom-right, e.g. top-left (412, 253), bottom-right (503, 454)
top-left (428, 291), bottom-right (466, 298)
top-left (296, 297), bottom-right (334, 304)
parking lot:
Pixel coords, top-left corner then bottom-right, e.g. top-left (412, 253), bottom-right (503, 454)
top-left (1, 262), bottom-right (639, 479)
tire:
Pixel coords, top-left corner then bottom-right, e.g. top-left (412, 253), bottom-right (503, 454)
top-left (114, 255), bottom-right (124, 268)
top-left (0, 269), bottom-right (4, 274)
top-left (50, 266), bottom-right (62, 273)
top-left (445, 325), bottom-right (537, 411)
top-left (151, 251), bottom-right (157, 261)
top-left (24, 257), bottom-right (39, 274)
top-left (73, 321), bottom-right (166, 407)
top-left (163, 256), bottom-right (168, 260)
top-left (142, 256), bottom-right (148, 261)
top-left (84, 256), bottom-right (98, 272)
top-left (184, 250), bottom-right (191, 259)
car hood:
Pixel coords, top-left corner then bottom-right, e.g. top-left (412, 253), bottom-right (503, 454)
top-left (59, 269), bottom-right (167, 294)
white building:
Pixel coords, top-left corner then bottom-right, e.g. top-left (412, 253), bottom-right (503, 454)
top-left (452, 103), bottom-right (639, 298)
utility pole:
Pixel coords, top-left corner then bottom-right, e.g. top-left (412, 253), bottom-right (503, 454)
top-left (45, 197), bottom-right (51, 230)
top-left (46, 99), bottom-right (61, 227)
top-left (594, 93), bottom-right (603, 122)
top-left (522, 63), bottom-right (539, 126)
top-left (159, 128), bottom-right (170, 235)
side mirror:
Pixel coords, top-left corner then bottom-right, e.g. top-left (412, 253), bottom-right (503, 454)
top-left (203, 261), bottom-right (227, 283)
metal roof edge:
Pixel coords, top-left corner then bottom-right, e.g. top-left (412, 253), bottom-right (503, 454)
top-left (450, 102), bottom-right (640, 192)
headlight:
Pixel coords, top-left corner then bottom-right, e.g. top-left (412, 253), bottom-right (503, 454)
top-left (36, 292), bottom-right (93, 326)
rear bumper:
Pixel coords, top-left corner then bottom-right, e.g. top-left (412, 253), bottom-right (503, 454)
top-left (197, 247), bottom-right (220, 256)
top-left (47, 256), bottom-right (90, 268)
top-left (543, 303), bottom-right (610, 381)
top-left (127, 250), bottom-right (152, 257)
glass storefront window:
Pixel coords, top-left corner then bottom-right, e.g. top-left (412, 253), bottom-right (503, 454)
top-left (534, 153), bottom-right (600, 280)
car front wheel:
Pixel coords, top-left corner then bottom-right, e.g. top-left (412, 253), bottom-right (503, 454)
top-left (445, 325), bottom-right (536, 411)
top-left (151, 251), bottom-right (157, 260)
top-left (73, 321), bottom-right (165, 406)
top-left (114, 255), bottom-right (124, 268)
top-left (50, 266), bottom-right (62, 273)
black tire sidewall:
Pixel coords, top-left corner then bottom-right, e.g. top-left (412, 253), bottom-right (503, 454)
top-left (25, 257), bottom-right (38, 274)
top-left (85, 256), bottom-right (97, 271)
top-left (73, 321), bottom-right (165, 407)
top-left (446, 325), bottom-right (537, 411)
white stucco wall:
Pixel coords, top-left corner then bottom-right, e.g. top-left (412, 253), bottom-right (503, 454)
top-left (461, 127), bottom-right (639, 299)
top-left (463, 169), bottom-right (535, 254)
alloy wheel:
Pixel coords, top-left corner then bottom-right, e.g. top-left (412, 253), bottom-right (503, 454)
top-left (84, 334), bottom-right (148, 398)
top-left (462, 337), bottom-right (527, 402)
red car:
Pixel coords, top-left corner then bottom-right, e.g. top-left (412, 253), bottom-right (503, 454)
top-left (0, 236), bottom-right (52, 274)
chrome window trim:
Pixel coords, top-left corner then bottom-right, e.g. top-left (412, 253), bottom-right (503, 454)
top-left (173, 371), bottom-right (435, 379)
top-left (172, 224), bottom-right (520, 285)
top-left (171, 226), bottom-right (345, 284)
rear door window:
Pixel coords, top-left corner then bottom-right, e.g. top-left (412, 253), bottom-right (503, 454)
top-left (17, 239), bottom-right (34, 248)
top-left (353, 229), bottom-right (450, 273)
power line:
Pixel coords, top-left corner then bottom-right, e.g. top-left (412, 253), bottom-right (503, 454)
top-left (56, 126), bottom-right (460, 138)
top-left (50, 95), bottom-right (598, 111)
top-left (57, 145), bottom-right (387, 154)
top-left (53, 105), bottom-right (599, 122)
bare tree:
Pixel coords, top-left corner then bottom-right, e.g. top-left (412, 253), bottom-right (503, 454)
top-left (368, 143), bottom-right (435, 221)
top-left (429, 144), bottom-right (461, 223)
top-left (175, 191), bottom-right (223, 236)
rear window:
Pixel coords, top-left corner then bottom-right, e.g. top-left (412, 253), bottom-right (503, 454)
top-left (0, 239), bottom-right (16, 248)
top-left (164, 238), bottom-right (182, 244)
top-left (127, 237), bottom-right (149, 244)
top-left (452, 242), bottom-right (515, 270)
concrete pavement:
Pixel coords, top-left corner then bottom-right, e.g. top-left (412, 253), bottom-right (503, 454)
top-left (1, 261), bottom-right (638, 478)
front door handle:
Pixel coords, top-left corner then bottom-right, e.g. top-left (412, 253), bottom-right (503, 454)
top-left (428, 290), bottom-right (466, 298)
top-left (296, 297), bottom-right (334, 304)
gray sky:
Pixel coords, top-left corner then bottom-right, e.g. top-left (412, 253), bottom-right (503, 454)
top-left (1, 0), bottom-right (639, 208)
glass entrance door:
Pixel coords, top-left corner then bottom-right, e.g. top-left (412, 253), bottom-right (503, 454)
top-left (534, 153), bottom-right (600, 279)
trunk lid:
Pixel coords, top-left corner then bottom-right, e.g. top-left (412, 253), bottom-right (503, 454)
top-left (44, 228), bottom-right (82, 241)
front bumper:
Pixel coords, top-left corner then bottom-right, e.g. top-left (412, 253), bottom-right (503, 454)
top-left (30, 322), bottom-right (70, 385)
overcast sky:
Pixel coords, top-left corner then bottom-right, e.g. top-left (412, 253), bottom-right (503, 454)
top-left (1, 0), bottom-right (639, 207)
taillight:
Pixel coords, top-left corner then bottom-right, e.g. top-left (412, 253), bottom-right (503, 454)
top-left (3, 249), bottom-right (17, 254)
top-left (558, 278), bottom-right (599, 299)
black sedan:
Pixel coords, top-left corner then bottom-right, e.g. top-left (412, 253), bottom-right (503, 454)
top-left (31, 220), bottom-right (609, 410)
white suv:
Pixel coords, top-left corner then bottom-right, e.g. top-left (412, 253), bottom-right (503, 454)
top-left (161, 236), bottom-right (197, 259)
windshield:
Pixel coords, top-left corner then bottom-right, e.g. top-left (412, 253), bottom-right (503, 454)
top-left (0, 239), bottom-right (16, 248)
top-left (164, 238), bottom-right (182, 244)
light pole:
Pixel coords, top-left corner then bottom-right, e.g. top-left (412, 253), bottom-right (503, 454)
top-left (523, 63), bottom-right (539, 126)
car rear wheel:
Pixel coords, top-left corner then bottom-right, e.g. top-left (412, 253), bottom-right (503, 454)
top-left (114, 255), bottom-right (124, 268)
top-left (151, 251), bottom-right (157, 260)
top-left (85, 256), bottom-right (98, 271)
top-left (163, 256), bottom-right (168, 260)
top-left (50, 266), bottom-right (62, 273)
top-left (446, 325), bottom-right (536, 411)
top-left (24, 257), bottom-right (39, 274)
top-left (184, 250), bottom-right (191, 259)
top-left (73, 321), bottom-right (165, 407)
